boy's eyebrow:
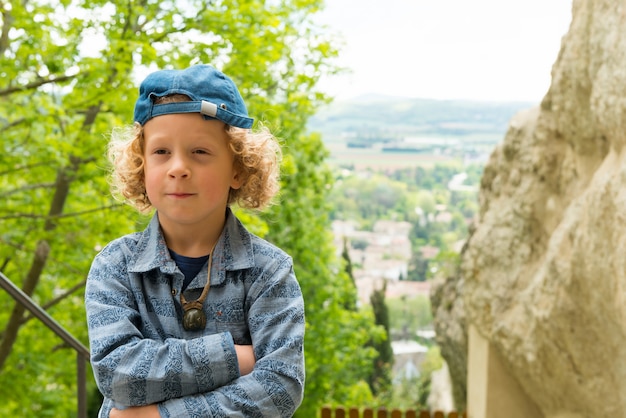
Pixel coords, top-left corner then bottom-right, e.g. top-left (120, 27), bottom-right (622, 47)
top-left (144, 134), bottom-right (220, 145)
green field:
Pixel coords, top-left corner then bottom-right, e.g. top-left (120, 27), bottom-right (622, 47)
top-left (309, 96), bottom-right (531, 170)
top-left (325, 142), bottom-right (461, 169)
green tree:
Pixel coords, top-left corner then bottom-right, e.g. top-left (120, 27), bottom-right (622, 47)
top-left (264, 132), bottom-right (380, 416)
top-left (367, 282), bottom-right (393, 402)
top-left (387, 295), bottom-right (433, 341)
top-left (407, 251), bottom-right (429, 282)
top-left (390, 345), bottom-right (443, 410)
top-left (428, 250), bottom-right (461, 281)
top-left (329, 173), bottom-right (411, 224)
top-left (340, 237), bottom-right (358, 311)
top-left (0, 1), bottom-right (379, 415)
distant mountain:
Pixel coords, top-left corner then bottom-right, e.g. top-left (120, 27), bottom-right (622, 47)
top-left (307, 95), bottom-right (536, 141)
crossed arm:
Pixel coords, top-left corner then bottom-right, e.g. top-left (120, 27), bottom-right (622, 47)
top-left (110, 345), bottom-right (256, 418)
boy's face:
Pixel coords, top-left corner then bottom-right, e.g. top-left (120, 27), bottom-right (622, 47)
top-left (142, 113), bottom-right (241, 230)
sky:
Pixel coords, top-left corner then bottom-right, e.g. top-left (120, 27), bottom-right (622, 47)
top-left (315, 0), bottom-right (573, 103)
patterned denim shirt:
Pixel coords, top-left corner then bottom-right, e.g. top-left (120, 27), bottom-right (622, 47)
top-left (85, 209), bottom-right (305, 417)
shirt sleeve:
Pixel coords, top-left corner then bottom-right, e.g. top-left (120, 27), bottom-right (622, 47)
top-left (157, 258), bottom-right (306, 418)
top-left (85, 245), bottom-right (241, 407)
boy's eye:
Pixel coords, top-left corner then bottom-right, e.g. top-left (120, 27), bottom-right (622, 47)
top-left (193, 149), bottom-right (210, 155)
top-left (154, 149), bottom-right (168, 155)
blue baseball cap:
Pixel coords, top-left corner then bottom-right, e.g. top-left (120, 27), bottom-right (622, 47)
top-left (133, 64), bottom-right (254, 129)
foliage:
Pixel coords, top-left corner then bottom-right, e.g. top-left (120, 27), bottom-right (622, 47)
top-left (391, 164), bottom-right (467, 190)
top-left (367, 283), bottom-right (393, 402)
top-left (427, 250), bottom-right (462, 282)
top-left (340, 237), bottom-right (358, 311)
top-left (406, 250), bottom-right (430, 282)
top-left (330, 163), bottom-right (479, 261)
top-left (386, 295), bottom-right (433, 342)
top-left (264, 130), bottom-right (382, 416)
top-left (326, 160), bottom-right (475, 409)
top-left (390, 345), bottom-right (444, 410)
top-left (329, 172), bottom-right (417, 226)
top-left (0, 0), bottom-right (380, 416)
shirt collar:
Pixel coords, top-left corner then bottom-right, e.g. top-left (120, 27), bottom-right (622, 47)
top-left (128, 207), bottom-right (255, 284)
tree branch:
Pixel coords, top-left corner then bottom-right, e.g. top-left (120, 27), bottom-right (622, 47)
top-left (0, 183), bottom-right (56, 198)
top-left (0, 74), bottom-right (77, 97)
top-left (0, 2), bottom-right (13, 55)
top-left (0, 157), bottom-right (82, 370)
top-left (19, 278), bottom-right (87, 327)
top-left (0, 117), bottom-right (27, 133)
top-left (0, 203), bottom-right (125, 220)
top-left (0, 161), bottom-right (58, 177)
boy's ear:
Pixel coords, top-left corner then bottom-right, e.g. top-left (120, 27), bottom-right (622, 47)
top-left (230, 170), bottom-right (243, 190)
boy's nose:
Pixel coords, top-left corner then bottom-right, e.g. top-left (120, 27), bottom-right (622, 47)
top-left (168, 156), bottom-right (190, 178)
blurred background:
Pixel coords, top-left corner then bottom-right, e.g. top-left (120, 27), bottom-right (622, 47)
top-left (0, 0), bottom-right (573, 416)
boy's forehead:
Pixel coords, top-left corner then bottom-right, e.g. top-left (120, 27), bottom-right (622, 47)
top-left (143, 114), bottom-right (228, 140)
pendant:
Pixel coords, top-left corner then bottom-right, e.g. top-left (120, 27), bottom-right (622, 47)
top-left (179, 250), bottom-right (214, 332)
top-left (183, 307), bottom-right (207, 331)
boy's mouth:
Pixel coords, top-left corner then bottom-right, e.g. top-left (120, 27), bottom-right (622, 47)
top-left (168, 193), bottom-right (194, 198)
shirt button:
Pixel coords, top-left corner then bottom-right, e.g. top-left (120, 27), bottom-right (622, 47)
top-left (171, 289), bottom-right (177, 296)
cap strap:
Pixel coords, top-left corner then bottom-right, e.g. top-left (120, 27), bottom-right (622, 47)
top-left (200, 100), bottom-right (218, 118)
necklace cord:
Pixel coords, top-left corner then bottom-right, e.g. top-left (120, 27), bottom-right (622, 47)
top-left (180, 246), bottom-right (215, 309)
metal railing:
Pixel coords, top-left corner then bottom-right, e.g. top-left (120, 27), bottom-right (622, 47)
top-left (0, 271), bottom-right (89, 418)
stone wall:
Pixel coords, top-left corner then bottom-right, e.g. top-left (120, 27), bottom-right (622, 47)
top-left (437, 0), bottom-right (626, 415)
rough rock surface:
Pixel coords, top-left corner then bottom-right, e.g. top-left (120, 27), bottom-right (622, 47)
top-left (430, 272), bottom-right (467, 411)
top-left (458, 0), bottom-right (626, 416)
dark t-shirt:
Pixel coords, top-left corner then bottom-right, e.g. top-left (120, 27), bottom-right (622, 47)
top-left (169, 249), bottom-right (209, 291)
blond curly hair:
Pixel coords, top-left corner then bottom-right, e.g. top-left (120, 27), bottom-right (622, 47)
top-left (108, 95), bottom-right (281, 213)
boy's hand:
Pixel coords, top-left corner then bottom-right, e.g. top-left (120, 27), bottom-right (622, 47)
top-left (107, 347), bottom-right (255, 417)
top-left (110, 405), bottom-right (160, 418)
top-left (234, 344), bottom-right (256, 375)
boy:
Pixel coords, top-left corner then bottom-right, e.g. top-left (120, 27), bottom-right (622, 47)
top-left (85, 65), bottom-right (305, 417)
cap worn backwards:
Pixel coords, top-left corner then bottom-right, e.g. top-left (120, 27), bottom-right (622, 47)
top-left (133, 64), bottom-right (254, 129)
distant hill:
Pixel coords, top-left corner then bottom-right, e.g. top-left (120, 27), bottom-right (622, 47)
top-left (307, 95), bottom-right (536, 142)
